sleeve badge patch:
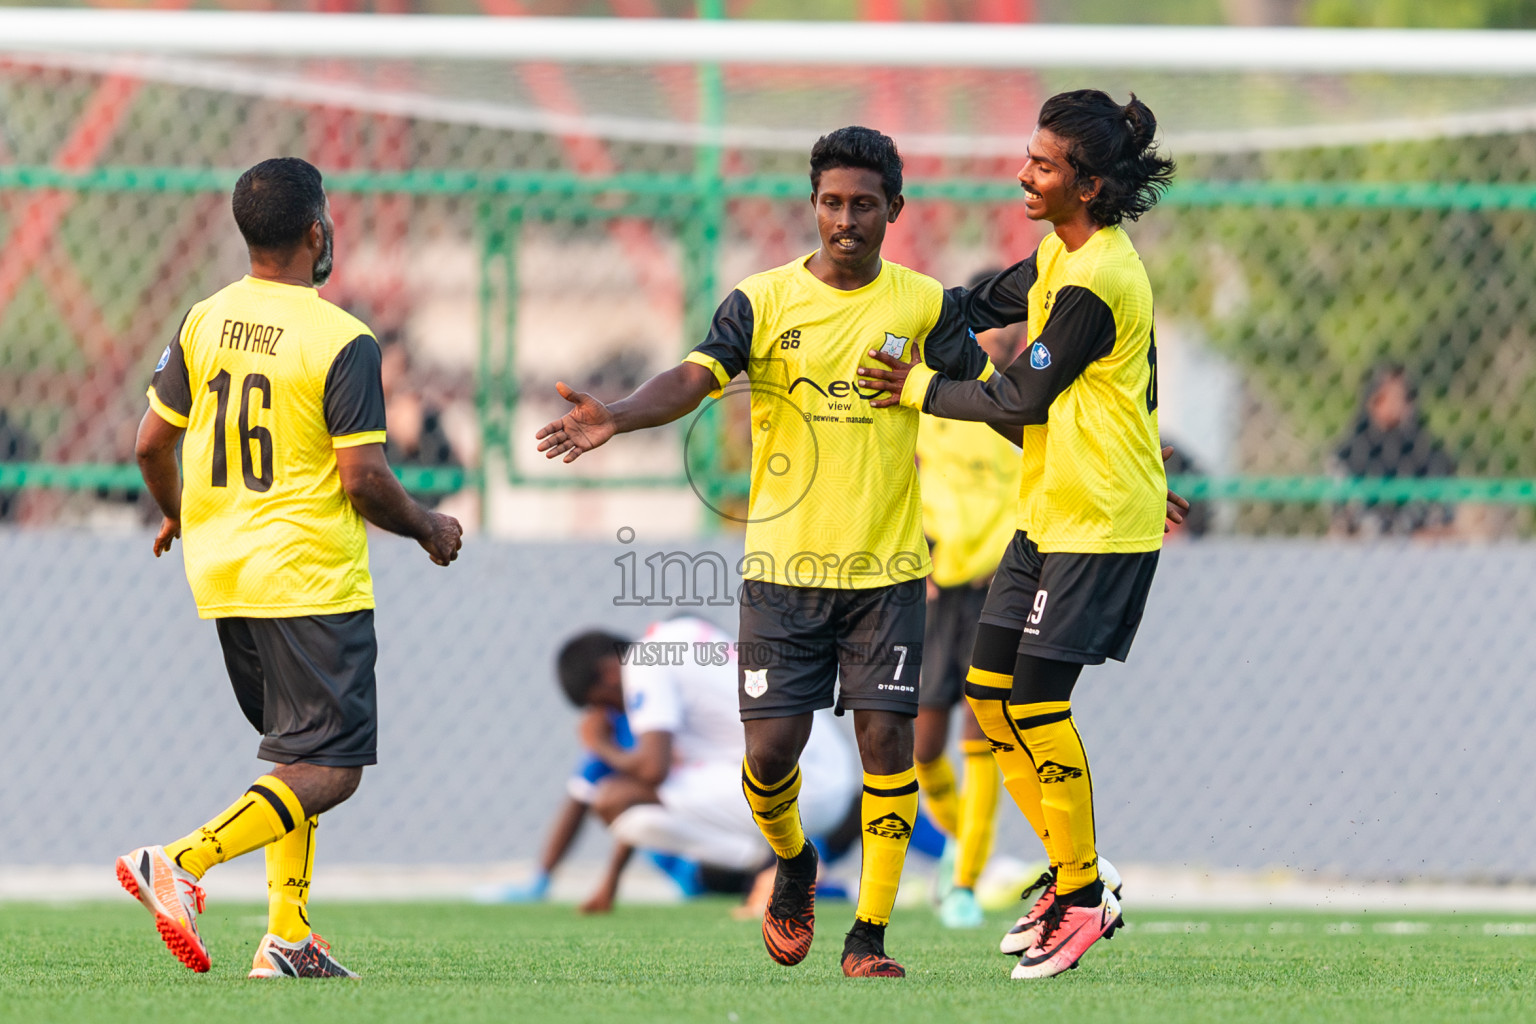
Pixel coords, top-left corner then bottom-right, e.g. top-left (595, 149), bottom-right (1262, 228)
top-left (1029, 341), bottom-right (1052, 370)
top-left (155, 345), bottom-right (171, 372)
top-left (743, 668), bottom-right (768, 698)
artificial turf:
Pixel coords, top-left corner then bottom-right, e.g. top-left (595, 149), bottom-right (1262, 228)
top-left (1, 899), bottom-right (1532, 1023)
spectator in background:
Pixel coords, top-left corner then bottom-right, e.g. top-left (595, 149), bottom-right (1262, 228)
top-left (380, 339), bottom-right (461, 507)
top-left (1332, 363), bottom-right (1456, 538)
top-left (0, 408), bottom-right (37, 521)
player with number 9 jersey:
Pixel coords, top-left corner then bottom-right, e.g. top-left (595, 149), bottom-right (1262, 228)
top-left (148, 277), bottom-right (384, 618)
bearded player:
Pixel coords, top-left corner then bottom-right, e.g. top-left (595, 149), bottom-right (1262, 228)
top-left (118, 158), bottom-right (462, 978)
top-left (860, 91), bottom-right (1178, 979)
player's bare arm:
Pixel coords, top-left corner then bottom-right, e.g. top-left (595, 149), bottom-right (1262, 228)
top-left (536, 361), bottom-right (716, 463)
top-left (335, 443), bottom-right (462, 565)
top-left (579, 711), bottom-right (674, 788)
top-left (134, 407), bottom-right (185, 557)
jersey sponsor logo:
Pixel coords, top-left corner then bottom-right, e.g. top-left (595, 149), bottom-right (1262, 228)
top-left (155, 345), bottom-right (171, 372)
top-left (1029, 342), bottom-right (1052, 370)
top-left (743, 668), bottom-right (768, 698)
top-left (864, 812), bottom-right (912, 841)
top-left (1037, 760), bottom-right (1084, 784)
top-left (988, 739), bottom-right (1015, 754)
top-left (880, 332), bottom-right (908, 359)
top-left (787, 376), bottom-right (885, 402)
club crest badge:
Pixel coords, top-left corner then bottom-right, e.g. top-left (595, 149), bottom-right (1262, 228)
top-left (743, 668), bottom-right (768, 698)
top-left (1029, 341), bottom-right (1052, 370)
top-left (880, 333), bottom-right (908, 359)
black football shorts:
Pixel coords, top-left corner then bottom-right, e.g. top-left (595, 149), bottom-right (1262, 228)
top-left (919, 583), bottom-right (989, 709)
top-left (736, 578), bottom-right (925, 719)
top-left (978, 531), bottom-right (1159, 666)
top-left (216, 609), bottom-right (379, 767)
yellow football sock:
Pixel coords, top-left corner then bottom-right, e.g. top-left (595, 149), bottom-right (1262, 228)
top-left (955, 738), bottom-right (999, 890)
top-left (266, 814), bottom-right (318, 943)
top-left (741, 760), bottom-right (806, 860)
top-left (164, 774), bottom-right (305, 880)
top-left (914, 753), bottom-right (959, 837)
top-left (964, 687), bottom-right (1051, 855)
top-left (1011, 701), bottom-right (1098, 896)
top-left (854, 767), bottom-right (918, 927)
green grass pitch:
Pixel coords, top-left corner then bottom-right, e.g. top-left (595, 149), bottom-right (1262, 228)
top-left (2, 900), bottom-right (1532, 1023)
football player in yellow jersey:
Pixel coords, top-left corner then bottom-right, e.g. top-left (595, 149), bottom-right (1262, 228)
top-left (116, 158), bottom-right (462, 978)
top-left (913, 274), bottom-right (1023, 930)
top-left (537, 127), bottom-right (995, 978)
top-left (860, 91), bottom-right (1183, 979)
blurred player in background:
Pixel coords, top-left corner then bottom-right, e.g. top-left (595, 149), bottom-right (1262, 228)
top-left (860, 91), bottom-right (1179, 979)
top-left (119, 157), bottom-right (462, 979)
top-left (547, 619), bottom-right (860, 913)
top-left (912, 269), bottom-right (1024, 930)
top-left (536, 127), bottom-right (997, 977)
top-left (479, 700), bottom-right (670, 912)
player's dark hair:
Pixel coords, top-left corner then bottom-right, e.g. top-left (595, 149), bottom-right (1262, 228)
top-left (809, 126), bottom-right (903, 201)
top-left (556, 630), bottom-right (632, 707)
top-left (1037, 90), bottom-right (1175, 227)
top-left (231, 157), bottom-right (327, 250)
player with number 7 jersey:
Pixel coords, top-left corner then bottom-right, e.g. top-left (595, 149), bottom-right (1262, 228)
top-left (120, 158), bottom-right (460, 980)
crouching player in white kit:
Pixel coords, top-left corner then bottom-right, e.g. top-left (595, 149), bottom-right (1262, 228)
top-left (555, 618), bottom-right (859, 905)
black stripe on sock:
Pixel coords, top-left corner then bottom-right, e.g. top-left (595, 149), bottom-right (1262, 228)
top-left (212, 801), bottom-right (253, 833)
top-left (742, 766), bottom-right (800, 799)
top-left (964, 681), bottom-right (1012, 702)
top-left (1013, 710), bottom-right (1073, 731)
top-left (862, 780), bottom-right (920, 798)
top-left (248, 784), bottom-right (296, 833)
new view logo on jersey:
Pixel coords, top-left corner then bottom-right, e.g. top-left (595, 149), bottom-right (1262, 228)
top-left (775, 329), bottom-right (911, 403)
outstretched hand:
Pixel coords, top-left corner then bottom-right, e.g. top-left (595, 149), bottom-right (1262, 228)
top-left (1162, 445), bottom-right (1191, 532)
top-left (536, 382), bottom-right (617, 463)
top-left (856, 347), bottom-right (917, 408)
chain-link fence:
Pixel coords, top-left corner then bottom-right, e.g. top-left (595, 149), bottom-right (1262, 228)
top-left (4, 9), bottom-right (1536, 537)
top-left (4, 531), bottom-right (1535, 882)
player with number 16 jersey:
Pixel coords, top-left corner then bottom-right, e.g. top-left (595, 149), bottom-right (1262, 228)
top-left (149, 270), bottom-right (383, 617)
top-left (119, 158), bottom-right (460, 981)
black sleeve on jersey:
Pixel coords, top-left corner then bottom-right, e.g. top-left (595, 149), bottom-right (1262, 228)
top-left (951, 253), bottom-right (1039, 331)
top-left (324, 334), bottom-right (388, 438)
top-left (149, 314), bottom-right (193, 418)
top-left (920, 285), bottom-right (1117, 425)
top-left (919, 291), bottom-right (993, 381)
top-left (690, 289), bottom-right (754, 380)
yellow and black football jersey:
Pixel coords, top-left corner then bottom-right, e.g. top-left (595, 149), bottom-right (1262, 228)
top-left (147, 276), bottom-right (386, 618)
top-left (916, 414), bottom-right (1021, 588)
top-left (901, 225), bottom-right (1166, 554)
top-left (686, 254), bottom-right (994, 589)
